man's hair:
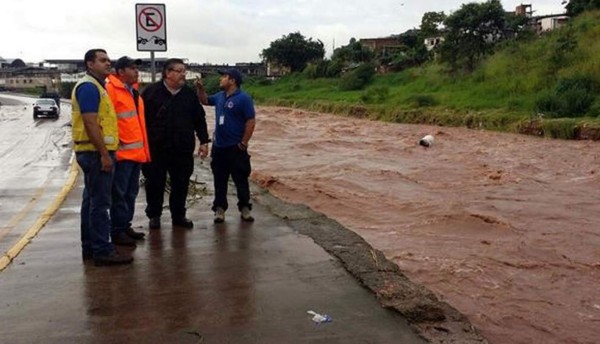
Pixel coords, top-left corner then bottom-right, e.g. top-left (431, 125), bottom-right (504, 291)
top-left (84, 49), bottom-right (107, 70)
top-left (161, 58), bottom-right (185, 79)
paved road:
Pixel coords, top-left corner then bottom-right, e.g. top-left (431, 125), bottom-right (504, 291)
top-left (0, 94), bottom-right (73, 260)
top-left (0, 95), bottom-right (427, 343)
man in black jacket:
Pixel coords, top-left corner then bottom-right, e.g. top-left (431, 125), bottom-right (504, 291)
top-left (141, 58), bottom-right (210, 229)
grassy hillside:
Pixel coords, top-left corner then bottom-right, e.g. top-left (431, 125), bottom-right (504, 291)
top-left (244, 10), bottom-right (600, 139)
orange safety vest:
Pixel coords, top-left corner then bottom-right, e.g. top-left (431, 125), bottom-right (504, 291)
top-left (106, 74), bottom-right (151, 163)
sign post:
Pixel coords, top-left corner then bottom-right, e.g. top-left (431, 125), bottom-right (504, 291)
top-left (135, 3), bottom-right (167, 82)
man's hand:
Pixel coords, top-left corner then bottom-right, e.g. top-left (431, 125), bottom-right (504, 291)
top-left (100, 153), bottom-right (113, 172)
top-left (198, 143), bottom-right (209, 158)
top-left (194, 76), bottom-right (204, 91)
top-left (195, 76), bottom-right (209, 105)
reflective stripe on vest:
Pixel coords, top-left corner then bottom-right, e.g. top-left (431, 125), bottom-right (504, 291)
top-left (106, 74), bottom-right (151, 163)
top-left (117, 110), bottom-right (137, 119)
top-left (119, 141), bottom-right (144, 150)
top-left (75, 136), bottom-right (116, 145)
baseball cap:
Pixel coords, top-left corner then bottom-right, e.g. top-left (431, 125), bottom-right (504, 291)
top-left (217, 68), bottom-right (243, 86)
top-left (114, 56), bottom-right (142, 71)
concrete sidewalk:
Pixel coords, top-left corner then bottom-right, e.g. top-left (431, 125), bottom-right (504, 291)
top-left (0, 160), bottom-right (426, 344)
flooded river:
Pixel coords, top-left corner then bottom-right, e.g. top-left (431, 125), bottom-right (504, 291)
top-left (248, 107), bottom-right (600, 344)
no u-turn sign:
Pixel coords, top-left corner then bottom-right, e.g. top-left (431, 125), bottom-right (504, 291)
top-left (136, 3), bottom-right (167, 52)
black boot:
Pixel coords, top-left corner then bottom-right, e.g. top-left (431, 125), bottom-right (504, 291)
top-left (126, 227), bottom-right (146, 240)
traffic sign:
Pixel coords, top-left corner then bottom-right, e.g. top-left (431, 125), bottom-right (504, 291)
top-left (136, 3), bottom-right (167, 52)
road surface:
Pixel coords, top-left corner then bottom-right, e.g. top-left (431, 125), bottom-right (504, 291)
top-left (0, 94), bottom-right (72, 258)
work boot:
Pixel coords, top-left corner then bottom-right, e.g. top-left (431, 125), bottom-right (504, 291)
top-left (112, 232), bottom-right (137, 247)
top-left (94, 252), bottom-right (133, 267)
top-left (149, 217), bottom-right (161, 229)
top-left (240, 207), bottom-right (254, 222)
top-left (126, 227), bottom-right (146, 240)
top-left (214, 208), bottom-right (225, 224)
top-left (172, 217), bottom-right (194, 228)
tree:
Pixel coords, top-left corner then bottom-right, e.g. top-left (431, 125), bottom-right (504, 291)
top-left (565, 0), bottom-right (600, 17)
top-left (420, 11), bottom-right (446, 38)
top-left (261, 32), bottom-right (325, 73)
top-left (439, 0), bottom-right (507, 72)
top-left (331, 38), bottom-right (375, 64)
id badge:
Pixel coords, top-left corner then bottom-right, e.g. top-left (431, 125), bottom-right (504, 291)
top-left (218, 116), bottom-right (225, 125)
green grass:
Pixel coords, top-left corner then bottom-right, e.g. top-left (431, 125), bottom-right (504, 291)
top-left (245, 10), bottom-right (600, 139)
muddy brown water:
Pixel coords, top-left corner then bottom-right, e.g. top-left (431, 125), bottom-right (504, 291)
top-left (246, 106), bottom-right (600, 344)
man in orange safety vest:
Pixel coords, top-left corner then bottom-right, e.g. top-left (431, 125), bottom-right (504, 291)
top-left (106, 56), bottom-right (151, 247)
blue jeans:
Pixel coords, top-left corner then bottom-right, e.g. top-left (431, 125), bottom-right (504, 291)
top-left (110, 160), bottom-right (141, 235)
top-left (76, 151), bottom-right (115, 257)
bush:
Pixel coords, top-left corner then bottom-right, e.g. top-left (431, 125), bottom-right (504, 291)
top-left (361, 86), bottom-right (390, 104)
top-left (199, 74), bottom-right (221, 94)
top-left (327, 59), bottom-right (343, 77)
top-left (535, 75), bottom-right (598, 117)
top-left (339, 63), bottom-right (376, 91)
top-left (256, 77), bottom-right (273, 86)
top-left (303, 64), bottom-right (319, 79)
top-left (60, 82), bottom-right (76, 99)
top-left (406, 94), bottom-right (438, 108)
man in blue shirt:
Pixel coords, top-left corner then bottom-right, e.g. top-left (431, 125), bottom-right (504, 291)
top-left (72, 49), bottom-right (133, 266)
top-left (196, 69), bottom-right (256, 223)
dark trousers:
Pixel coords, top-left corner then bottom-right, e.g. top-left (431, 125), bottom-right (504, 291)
top-left (142, 149), bottom-right (193, 220)
top-left (76, 151), bottom-right (115, 257)
top-left (110, 160), bottom-right (141, 235)
top-left (210, 146), bottom-right (252, 212)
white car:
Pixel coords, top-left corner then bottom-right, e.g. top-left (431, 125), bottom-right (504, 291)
top-left (33, 99), bottom-right (60, 119)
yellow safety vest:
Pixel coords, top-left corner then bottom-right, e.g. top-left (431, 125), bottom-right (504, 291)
top-left (71, 74), bottom-right (119, 152)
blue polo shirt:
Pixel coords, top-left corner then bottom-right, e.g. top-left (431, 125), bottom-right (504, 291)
top-left (75, 82), bottom-right (101, 113)
top-left (208, 89), bottom-right (255, 148)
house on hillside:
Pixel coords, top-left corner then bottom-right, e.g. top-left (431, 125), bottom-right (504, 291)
top-left (424, 36), bottom-right (445, 51)
top-left (266, 62), bottom-right (290, 78)
top-left (512, 4), bottom-right (569, 34)
top-left (359, 37), bottom-right (404, 57)
top-left (535, 14), bottom-right (569, 33)
top-left (515, 4), bottom-right (534, 18)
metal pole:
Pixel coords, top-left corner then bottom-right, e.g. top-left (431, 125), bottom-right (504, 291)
top-left (151, 51), bottom-right (156, 83)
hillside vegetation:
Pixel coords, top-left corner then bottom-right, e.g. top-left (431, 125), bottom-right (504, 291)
top-left (243, 10), bottom-right (600, 139)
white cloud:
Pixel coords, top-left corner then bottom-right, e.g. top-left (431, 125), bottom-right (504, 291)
top-left (0, 0), bottom-right (567, 64)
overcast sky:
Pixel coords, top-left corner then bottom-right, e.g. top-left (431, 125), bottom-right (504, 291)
top-left (1, 0), bottom-right (566, 65)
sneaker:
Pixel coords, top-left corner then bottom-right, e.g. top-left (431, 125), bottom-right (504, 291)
top-left (112, 232), bottom-right (137, 247)
top-left (149, 217), bottom-right (161, 229)
top-left (172, 217), bottom-right (194, 228)
top-left (94, 252), bottom-right (133, 266)
top-left (240, 207), bottom-right (254, 222)
top-left (126, 227), bottom-right (146, 240)
top-left (214, 208), bottom-right (225, 224)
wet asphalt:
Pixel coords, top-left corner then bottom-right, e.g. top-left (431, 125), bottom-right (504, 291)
top-left (0, 159), bottom-right (425, 344)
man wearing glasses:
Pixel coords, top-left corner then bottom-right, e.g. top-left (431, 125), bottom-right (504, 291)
top-left (141, 58), bottom-right (210, 229)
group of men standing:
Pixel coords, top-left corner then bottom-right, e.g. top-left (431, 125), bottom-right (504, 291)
top-left (71, 49), bottom-right (255, 266)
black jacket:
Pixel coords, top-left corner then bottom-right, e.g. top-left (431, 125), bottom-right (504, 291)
top-left (141, 81), bottom-right (209, 154)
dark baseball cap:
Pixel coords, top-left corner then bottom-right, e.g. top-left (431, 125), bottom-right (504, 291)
top-left (114, 56), bottom-right (142, 71)
top-left (218, 68), bottom-right (243, 86)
